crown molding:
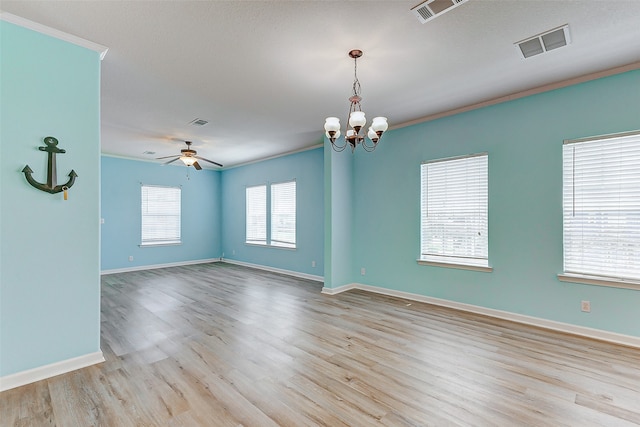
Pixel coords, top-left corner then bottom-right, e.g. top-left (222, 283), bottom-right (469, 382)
top-left (1, 11), bottom-right (108, 60)
top-left (394, 61), bottom-right (640, 131)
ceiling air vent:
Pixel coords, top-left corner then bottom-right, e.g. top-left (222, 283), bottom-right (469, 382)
top-left (190, 118), bottom-right (209, 126)
top-left (411, 0), bottom-right (469, 24)
top-left (516, 25), bottom-right (571, 59)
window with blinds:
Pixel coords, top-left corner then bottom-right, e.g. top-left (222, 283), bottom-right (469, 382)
top-left (420, 153), bottom-right (489, 268)
top-left (246, 185), bottom-right (267, 245)
top-left (271, 180), bottom-right (296, 248)
top-left (141, 185), bottom-right (181, 245)
top-left (562, 131), bottom-right (640, 283)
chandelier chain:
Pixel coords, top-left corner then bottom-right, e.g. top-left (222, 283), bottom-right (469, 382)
top-left (352, 56), bottom-right (361, 98)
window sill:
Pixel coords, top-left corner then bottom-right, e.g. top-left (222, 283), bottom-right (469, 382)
top-left (139, 241), bottom-right (182, 247)
top-left (245, 242), bottom-right (296, 251)
top-left (558, 273), bottom-right (640, 290)
top-left (417, 258), bottom-right (492, 272)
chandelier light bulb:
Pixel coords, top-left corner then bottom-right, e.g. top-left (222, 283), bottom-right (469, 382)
top-left (371, 117), bottom-right (388, 133)
top-left (367, 127), bottom-right (378, 142)
top-left (324, 117), bottom-right (340, 132)
top-left (349, 111), bottom-right (366, 129)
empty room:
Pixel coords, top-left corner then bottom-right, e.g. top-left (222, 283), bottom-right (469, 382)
top-left (1, 1), bottom-right (640, 425)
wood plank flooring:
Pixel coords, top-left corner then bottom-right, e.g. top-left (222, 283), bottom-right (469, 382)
top-left (2, 262), bottom-right (640, 426)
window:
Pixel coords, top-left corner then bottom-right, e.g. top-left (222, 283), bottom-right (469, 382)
top-left (419, 153), bottom-right (489, 270)
top-left (562, 131), bottom-right (640, 285)
top-left (141, 185), bottom-right (181, 246)
top-left (245, 180), bottom-right (296, 248)
top-left (246, 185), bottom-right (267, 245)
top-left (271, 181), bottom-right (296, 248)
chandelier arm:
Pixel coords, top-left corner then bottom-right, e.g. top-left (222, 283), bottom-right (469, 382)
top-left (331, 142), bottom-right (349, 153)
top-left (331, 140), bottom-right (348, 152)
top-left (361, 139), bottom-right (378, 152)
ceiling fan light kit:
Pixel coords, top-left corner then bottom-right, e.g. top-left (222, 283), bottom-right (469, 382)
top-left (324, 49), bottom-right (388, 153)
top-left (156, 141), bottom-right (223, 170)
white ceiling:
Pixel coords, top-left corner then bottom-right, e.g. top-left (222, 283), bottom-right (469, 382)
top-left (3, 1), bottom-right (640, 168)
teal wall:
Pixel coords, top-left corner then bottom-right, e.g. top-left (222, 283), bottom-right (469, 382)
top-left (100, 156), bottom-right (222, 271)
top-left (221, 148), bottom-right (324, 276)
top-left (349, 69), bottom-right (640, 337)
top-left (0, 22), bottom-right (101, 376)
top-left (324, 141), bottom-right (353, 288)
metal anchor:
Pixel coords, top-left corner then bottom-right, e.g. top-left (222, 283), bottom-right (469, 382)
top-left (22, 136), bottom-right (77, 194)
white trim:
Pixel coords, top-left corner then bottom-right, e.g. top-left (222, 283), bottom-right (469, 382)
top-left (564, 129), bottom-right (640, 145)
top-left (0, 351), bottom-right (104, 392)
top-left (101, 258), bottom-right (220, 275)
top-left (0, 12), bottom-right (109, 60)
top-left (223, 143), bottom-right (323, 170)
top-left (139, 242), bottom-right (182, 248)
top-left (321, 283), bottom-right (358, 295)
top-left (222, 259), bottom-right (323, 283)
top-left (417, 259), bottom-right (493, 272)
top-left (325, 283), bottom-right (640, 349)
top-left (393, 61), bottom-right (640, 131)
top-left (558, 273), bottom-right (640, 291)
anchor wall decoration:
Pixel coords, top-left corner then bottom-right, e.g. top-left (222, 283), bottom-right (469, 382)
top-left (22, 136), bottom-right (77, 198)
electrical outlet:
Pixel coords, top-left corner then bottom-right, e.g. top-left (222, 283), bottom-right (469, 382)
top-left (581, 300), bottom-right (591, 312)
top-left (128, 256), bottom-right (134, 262)
top-left (312, 260), bottom-right (316, 268)
top-left (361, 267), bottom-right (366, 275)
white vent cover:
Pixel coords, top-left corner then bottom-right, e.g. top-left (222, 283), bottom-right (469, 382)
top-left (411, 0), bottom-right (469, 24)
top-left (515, 25), bottom-right (571, 59)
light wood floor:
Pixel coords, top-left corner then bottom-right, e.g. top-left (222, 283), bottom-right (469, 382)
top-left (2, 262), bottom-right (640, 426)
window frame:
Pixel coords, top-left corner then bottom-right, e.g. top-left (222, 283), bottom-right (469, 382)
top-left (245, 180), bottom-right (297, 249)
top-left (418, 153), bottom-right (491, 272)
top-left (245, 184), bottom-right (267, 246)
top-left (559, 130), bottom-right (640, 290)
top-left (140, 184), bottom-right (182, 247)
top-left (270, 180), bottom-right (297, 249)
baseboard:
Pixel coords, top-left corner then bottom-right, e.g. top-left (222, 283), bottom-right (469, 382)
top-left (321, 283), bottom-right (358, 295)
top-left (101, 258), bottom-right (220, 275)
top-left (0, 351), bottom-right (105, 392)
top-left (222, 259), bottom-right (324, 283)
top-left (326, 283), bottom-right (640, 349)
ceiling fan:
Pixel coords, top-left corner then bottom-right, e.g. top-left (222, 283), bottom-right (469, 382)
top-left (156, 141), bottom-right (223, 170)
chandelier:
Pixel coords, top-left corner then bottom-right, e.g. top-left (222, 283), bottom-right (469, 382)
top-left (324, 49), bottom-right (388, 152)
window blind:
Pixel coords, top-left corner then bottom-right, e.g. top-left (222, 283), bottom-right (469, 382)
top-left (271, 180), bottom-right (296, 248)
top-left (141, 185), bottom-right (181, 245)
top-left (246, 185), bottom-right (267, 245)
top-left (563, 131), bottom-right (640, 281)
top-left (420, 153), bottom-right (488, 266)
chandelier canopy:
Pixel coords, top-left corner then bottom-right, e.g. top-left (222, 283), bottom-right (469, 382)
top-left (324, 50), bottom-right (388, 152)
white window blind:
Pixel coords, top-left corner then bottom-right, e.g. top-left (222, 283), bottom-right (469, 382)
top-left (563, 131), bottom-right (640, 282)
top-left (246, 185), bottom-right (267, 245)
top-left (420, 153), bottom-right (488, 267)
top-left (141, 185), bottom-right (181, 245)
top-left (271, 180), bottom-right (296, 248)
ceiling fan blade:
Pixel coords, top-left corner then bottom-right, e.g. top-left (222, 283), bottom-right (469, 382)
top-left (162, 157), bottom-right (181, 165)
top-left (192, 161), bottom-right (202, 170)
top-left (156, 155), bottom-right (180, 160)
top-left (195, 156), bottom-right (223, 167)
